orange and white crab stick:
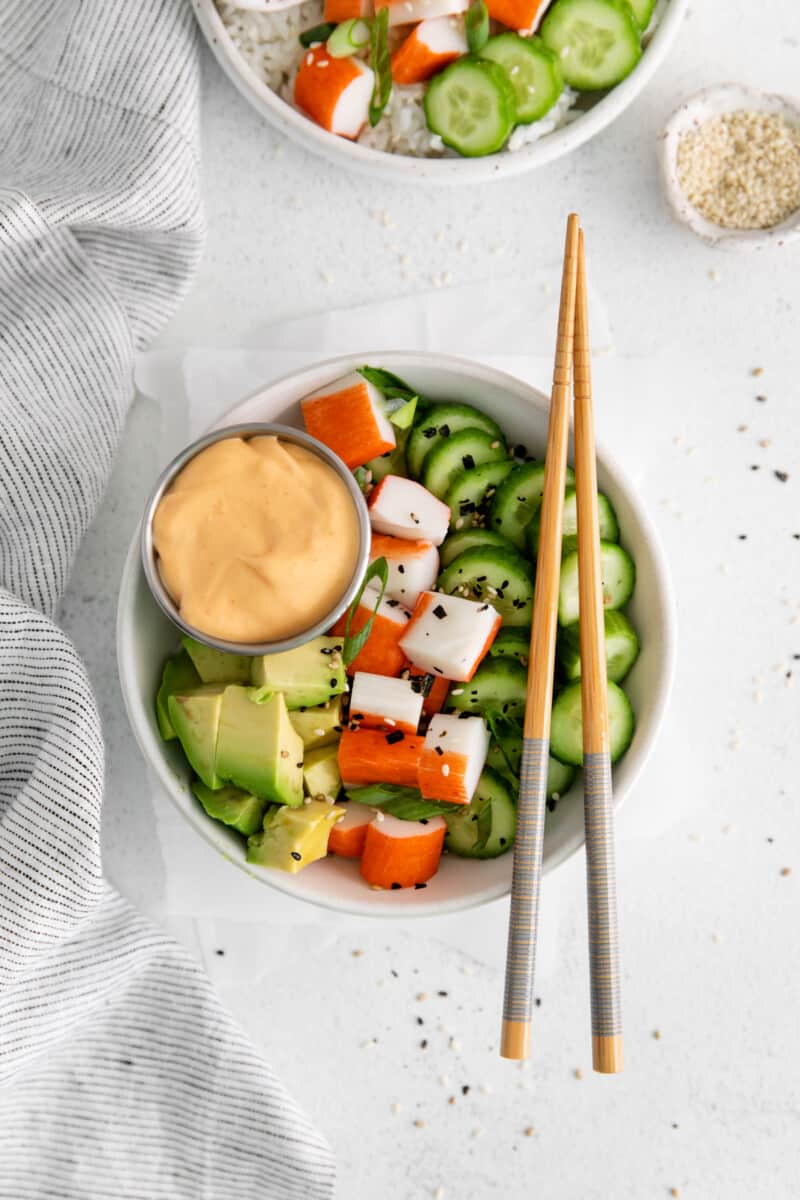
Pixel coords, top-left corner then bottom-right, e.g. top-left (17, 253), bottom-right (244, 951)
top-left (324, 0), bottom-right (373, 20)
top-left (418, 713), bottom-right (490, 805)
top-left (391, 15), bottom-right (467, 84)
top-left (368, 474), bottom-right (450, 544)
top-left (485, 0), bottom-right (550, 33)
top-left (338, 727), bottom-right (425, 788)
top-left (369, 533), bottom-right (439, 609)
top-left (327, 800), bottom-right (374, 857)
top-left (376, 0), bottom-right (468, 27)
top-left (329, 584), bottom-right (410, 677)
top-left (349, 672), bottom-right (424, 734)
top-left (360, 813), bottom-right (446, 889)
top-left (294, 48), bottom-right (376, 144)
top-left (399, 591), bottom-right (501, 682)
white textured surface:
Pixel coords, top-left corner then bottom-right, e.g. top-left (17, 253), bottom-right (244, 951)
top-left (60, 1), bottom-right (800, 1196)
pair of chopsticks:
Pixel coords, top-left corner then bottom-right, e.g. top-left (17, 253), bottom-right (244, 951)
top-left (500, 214), bottom-right (622, 1074)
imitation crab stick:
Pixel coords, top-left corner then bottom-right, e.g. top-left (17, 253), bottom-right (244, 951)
top-left (406, 665), bottom-right (452, 715)
top-left (418, 713), bottom-right (490, 805)
top-left (349, 671), bottom-right (424, 734)
top-left (330, 584), bottom-right (410, 677)
top-left (399, 591), bottom-right (501, 682)
top-left (360, 813), bottom-right (446, 889)
top-left (368, 474), bottom-right (451, 545)
top-left (391, 16), bottom-right (468, 84)
top-left (294, 47), bottom-right (375, 142)
top-left (324, 0), bottom-right (373, 20)
top-left (338, 727), bottom-right (424, 788)
top-left (376, 0), bottom-right (469, 27)
top-left (370, 533), bottom-right (439, 610)
top-left (327, 800), bottom-right (375, 857)
top-left (302, 371), bottom-right (395, 469)
top-left (485, 0), bottom-right (550, 32)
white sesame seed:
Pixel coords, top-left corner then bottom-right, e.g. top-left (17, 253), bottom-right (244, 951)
top-left (375, 811), bottom-right (385, 822)
top-left (442, 764), bottom-right (450, 776)
top-left (391, 1102), bottom-right (402, 1114)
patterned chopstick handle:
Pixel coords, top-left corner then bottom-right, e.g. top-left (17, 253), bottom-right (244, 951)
top-left (503, 736), bottom-right (549, 1026)
top-left (583, 751), bottom-right (622, 1040)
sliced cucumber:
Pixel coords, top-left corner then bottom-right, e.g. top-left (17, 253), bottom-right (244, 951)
top-left (488, 626), bottom-right (531, 664)
top-left (546, 754), bottom-right (577, 799)
top-left (558, 609), bottom-right (640, 683)
top-left (365, 440), bottom-right (407, 484)
top-left (446, 656), bottom-right (527, 719)
top-left (443, 767), bottom-right (516, 859)
top-left (444, 460), bottom-right (515, 531)
top-left (437, 545), bottom-right (534, 626)
top-left (528, 487), bottom-right (619, 556)
top-left (558, 540), bottom-right (635, 626)
top-left (424, 57), bottom-right (517, 158)
top-left (488, 727), bottom-right (576, 799)
top-left (489, 460), bottom-right (575, 550)
top-left (550, 679), bottom-right (635, 765)
top-left (406, 402), bottom-right (504, 480)
top-left (422, 428), bottom-right (508, 500)
top-left (540, 0), bottom-right (642, 92)
top-left (440, 527), bottom-right (516, 569)
top-left (626, 0), bottom-right (656, 30)
top-left (480, 34), bottom-right (563, 124)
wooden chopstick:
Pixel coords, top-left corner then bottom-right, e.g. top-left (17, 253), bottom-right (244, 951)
top-left (573, 228), bottom-right (623, 1074)
top-left (500, 213), bottom-right (580, 1061)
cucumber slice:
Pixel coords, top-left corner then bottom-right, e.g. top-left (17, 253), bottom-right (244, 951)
top-left (540, 0), bottom-right (642, 92)
top-left (528, 487), bottom-right (619, 556)
top-left (424, 57), bottom-right (517, 158)
top-left (365, 440), bottom-right (407, 484)
top-left (444, 460), bottom-right (515, 530)
top-left (550, 679), bottom-right (635, 765)
top-left (489, 460), bottom-right (575, 550)
top-left (437, 545), bottom-right (534, 626)
top-left (440, 527), bottom-right (516, 569)
top-left (406, 402), bottom-right (504, 480)
top-left (446, 656), bottom-right (527, 719)
top-left (488, 626), bottom-right (531, 664)
top-left (443, 767), bottom-right (516, 859)
top-left (480, 34), bottom-right (563, 124)
top-left (422, 429), bottom-right (508, 500)
top-left (626, 0), bottom-right (656, 29)
top-left (558, 540), bottom-right (635, 626)
top-left (558, 609), bottom-right (640, 682)
top-left (487, 727), bottom-right (576, 799)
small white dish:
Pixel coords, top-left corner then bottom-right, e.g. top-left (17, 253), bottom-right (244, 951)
top-left (192, 0), bottom-right (688, 185)
top-left (661, 83), bottom-right (800, 251)
top-left (116, 352), bottom-right (676, 918)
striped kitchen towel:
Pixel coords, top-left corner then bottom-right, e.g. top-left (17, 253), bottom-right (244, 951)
top-left (0, 2), bottom-right (335, 1197)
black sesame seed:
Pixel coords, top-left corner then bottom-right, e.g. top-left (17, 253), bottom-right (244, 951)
top-left (434, 745), bottom-right (444, 756)
top-left (738, 534), bottom-right (747, 540)
top-left (755, 394), bottom-right (767, 402)
top-left (515, 444), bottom-right (528, 457)
top-left (462, 454), bottom-right (476, 470)
top-left (296, 762), bottom-right (303, 769)
top-left (438, 990), bottom-right (448, 997)
top-left (333, 724), bottom-right (343, 733)
top-left (423, 426), bottom-right (437, 439)
top-left (534, 997), bottom-right (542, 1007)
top-left (439, 424), bottom-right (451, 438)
top-left (499, 837), bottom-right (507, 846)
top-left (750, 464), bottom-right (760, 471)
top-left (775, 470), bottom-right (789, 482)
top-left (414, 882), bottom-right (427, 889)
top-left (386, 598), bottom-right (400, 607)
top-left (420, 1039), bottom-right (428, 1049)
top-left (420, 818), bottom-right (429, 825)
top-left (459, 500), bottom-right (476, 514)
top-left (416, 1016), bottom-right (424, 1025)
top-left (352, 712), bottom-right (365, 721)
top-left (291, 851), bottom-right (302, 861)
top-left (330, 678), bottom-right (338, 688)
top-left (386, 730), bottom-right (405, 744)
top-left (462, 1085), bottom-right (470, 1095)
top-left (546, 798), bottom-right (556, 812)
top-left (398, 564), bottom-right (405, 574)
top-left (391, 882), bottom-right (402, 890)
top-left (391, 969), bottom-right (399, 978)
top-left (215, 948), bottom-right (225, 956)
top-left (433, 604), bottom-right (447, 619)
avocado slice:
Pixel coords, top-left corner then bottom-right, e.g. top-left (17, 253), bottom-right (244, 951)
top-left (182, 635), bottom-right (251, 685)
top-left (251, 636), bottom-right (347, 710)
top-left (168, 686), bottom-right (225, 789)
top-left (303, 743), bottom-right (342, 800)
top-left (156, 650), bottom-right (200, 740)
top-left (191, 778), bottom-right (265, 836)
top-left (216, 686), bottom-right (304, 806)
top-left (289, 697), bottom-right (344, 749)
top-left (247, 799), bottom-right (344, 873)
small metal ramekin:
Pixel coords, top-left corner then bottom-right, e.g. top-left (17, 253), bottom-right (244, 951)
top-left (140, 423), bottom-right (371, 656)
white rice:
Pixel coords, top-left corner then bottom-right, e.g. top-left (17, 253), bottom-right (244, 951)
top-left (217, 0), bottom-right (579, 158)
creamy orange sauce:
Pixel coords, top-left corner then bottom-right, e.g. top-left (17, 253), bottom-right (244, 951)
top-left (153, 436), bottom-right (361, 644)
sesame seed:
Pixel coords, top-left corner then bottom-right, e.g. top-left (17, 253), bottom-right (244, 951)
top-left (574, 1068), bottom-right (583, 1080)
top-left (413, 1119), bottom-right (425, 1128)
top-left (653, 1029), bottom-right (662, 1040)
top-left (781, 866), bottom-right (792, 876)
top-left (416, 992), bottom-right (427, 1001)
top-left (391, 1102), bottom-right (402, 1114)
top-left (524, 1126), bottom-right (535, 1137)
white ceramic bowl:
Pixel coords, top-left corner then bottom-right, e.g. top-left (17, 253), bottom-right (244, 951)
top-left (117, 352), bottom-right (676, 917)
top-left (661, 83), bottom-right (800, 251)
top-left (192, 0), bottom-right (688, 184)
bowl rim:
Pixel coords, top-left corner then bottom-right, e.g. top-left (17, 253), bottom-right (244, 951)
top-left (116, 350), bottom-right (677, 918)
top-left (660, 82), bottom-right (800, 250)
top-left (191, 0), bottom-right (689, 184)
top-left (140, 421), bottom-right (371, 656)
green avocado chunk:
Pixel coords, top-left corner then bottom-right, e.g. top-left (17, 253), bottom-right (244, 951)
top-left (191, 779), bottom-right (265, 836)
top-left (247, 799), bottom-right (344, 873)
top-left (216, 686), bottom-right (304, 807)
top-left (303, 743), bottom-right (342, 799)
top-left (289, 697), bottom-right (344, 749)
top-left (156, 650), bottom-right (200, 740)
top-left (251, 636), bottom-right (347, 710)
top-left (182, 635), bottom-right (251, 684)
top-left (168, 686), bottom-right (226, 790)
